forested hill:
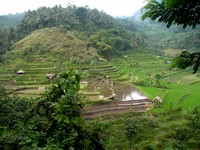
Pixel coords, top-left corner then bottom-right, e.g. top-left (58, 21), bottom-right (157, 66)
top-left (0, 5), bottom-right (144, 62)
top-left (9, 27), bottom-right (100, 64)
top-left (132, 11), bottom-right (200, 54)
top-left (0, 13), bottom-right (24, 31)
top-left (139, 20), bottom-right (200, 53)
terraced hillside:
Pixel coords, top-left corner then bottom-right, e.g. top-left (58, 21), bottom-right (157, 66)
top-left (0, 28), bottom-right (132, 98)
top-left (0, 55), bottom-right (127, 98)
top-left (113, 51), bottom-right (200, 86)
top-left (112, 50), bottom-right (200, 112)
top-left (1, 25), bottom-right (200, 115)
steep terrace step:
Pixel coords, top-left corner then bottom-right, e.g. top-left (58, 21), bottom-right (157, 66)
top-left (71, 64), bottom-right (114, 70)
top-left (82, 106), bottom-right (147, 119)
top-left (82, 99), bottom-right (152, 119)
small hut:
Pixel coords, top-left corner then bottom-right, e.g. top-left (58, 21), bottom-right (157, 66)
top-left (108, 93), bottom-right (117, 100)
top-left (99, 95), bottom-right (105, 100)
top-left (152, 96), bottom-right (163, 107)
top-left (98, 58), bottom-right (104, 62)
top-left (17, 69), bottom-right (25, 75)
top-left (45, 74), bottom-right (56, 80)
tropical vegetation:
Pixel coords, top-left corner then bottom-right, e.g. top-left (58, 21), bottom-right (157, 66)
top-left (142, 0), bottom-right (200, 73)
top-left (0, 1), bottom-right (200, 149)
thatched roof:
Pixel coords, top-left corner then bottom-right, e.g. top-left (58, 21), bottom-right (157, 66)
top-left (45, 73), bottom-right (55, 79)
top-left (153, 96), bottom-right (163, 103)
top-left (98, 58), bottom-right (104, 61)
top-left (17, 69), bottom-right (25, 74)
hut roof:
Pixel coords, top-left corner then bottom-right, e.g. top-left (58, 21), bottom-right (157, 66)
top-left (45, 73), bottom-right (55, 79)
top-left (17, 69), bottom-right (25, 74)
top-left (153, 96), bottom-right (163, 103)
top-left (98, 58), bottom-right (104, 61)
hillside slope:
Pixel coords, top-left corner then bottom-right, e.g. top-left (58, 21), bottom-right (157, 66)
top-left (9, 27), bottom-right (99, 64)
top-left (0, 27), bottom-right (125, 97)
top-left (0, 27), bottom-right (100, 96)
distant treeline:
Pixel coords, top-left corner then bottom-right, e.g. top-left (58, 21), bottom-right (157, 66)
top-left (1, 5), bottom-right (199, 62)
top-left (0, 13), bottom-right (24, 31)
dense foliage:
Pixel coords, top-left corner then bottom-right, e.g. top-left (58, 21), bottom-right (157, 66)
top-left (142, 0), bottom-right (200, 28)
top-left (0, 86), bottom-right (31, 149)
top-left (0, 14), bottom-right (24, 60)
top-left (0, 72), bottom-right (105, 149)
top-left (0, 14), bottom-right (24, 31)
top-left (0, 5), bottom-right (144, 62)
top-left (1, 2), bottom-right (200, 149)
top-left (171, 50), bottom-right (200, 73)
top-left (142, 0), bottom-right (200, 73)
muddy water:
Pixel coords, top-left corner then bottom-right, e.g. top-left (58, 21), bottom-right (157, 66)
top-left (86, 79), bottom-right (147, 101)
top-left (86, 79), bottom-right (112, 97)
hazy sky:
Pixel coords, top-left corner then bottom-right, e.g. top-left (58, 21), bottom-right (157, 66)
top-left (0, 0), bottom-right (146, 16)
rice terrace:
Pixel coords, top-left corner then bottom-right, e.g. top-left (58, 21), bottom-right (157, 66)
top-left (1, 1), bottom-right (200, 149)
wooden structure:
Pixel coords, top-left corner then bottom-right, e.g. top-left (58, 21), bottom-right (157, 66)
top-left (98, 58), bottom-right (104, 62)
top-left (16, 69), bottom-right (25, 75)
top-left (152, 96), bottom-right (163, 107)
top-left (45, 74), bottom-right (56, 80)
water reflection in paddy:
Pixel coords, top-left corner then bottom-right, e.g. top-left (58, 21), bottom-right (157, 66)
top-left (86, 79), bottom-right (147, 101)
top-left (113, 82), bottom-right (147, 101)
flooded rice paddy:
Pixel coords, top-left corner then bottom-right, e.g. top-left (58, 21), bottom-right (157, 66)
top-left (84, 78), bottom-right (147, 101)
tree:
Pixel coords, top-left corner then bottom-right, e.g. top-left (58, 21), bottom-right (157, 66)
top-left (123, 119), bottom-right (142, 149)
top-left (22, 71), bottom-right (105, 149)
top-left (142, 0), bottom-right (200, 73)
top-left (0, 86), bottom-right (31, 150)
top-left (171, 50), bottom-right (200, 73)
top-left (75, 7), bottom-right (89, 24)
top-left (186, 108), bottom-right (200, 148)
top-left (142, 0), bottom-right (200, 29)
top-left (175, 127), bottom-right (190, 149)
top-left (0, 72), bottom-right (105, 149)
